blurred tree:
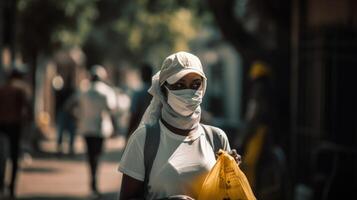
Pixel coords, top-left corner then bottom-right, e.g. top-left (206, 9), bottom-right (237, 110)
top-left (17, 0), bottom-right (97, 56)
top-left (16, 0), bottom-right (97, 85)
top-left (16, 0), bottom-right (209, 74)
top-left (207, 0), bottom-right (291, 149)
top-left (207, 0), bottom-right (290, 62)
top-left (83, 0), bottom-right (205, 68)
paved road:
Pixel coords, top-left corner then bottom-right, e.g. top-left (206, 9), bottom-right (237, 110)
top-left (7, 135), bottom-right (126, 200)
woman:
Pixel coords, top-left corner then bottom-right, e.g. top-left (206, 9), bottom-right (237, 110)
top-left (118, 51), bottom-right (240, 200)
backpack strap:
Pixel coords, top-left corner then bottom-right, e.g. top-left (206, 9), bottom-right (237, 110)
top-left (143, 121), bottom-right (160, 196)
top-left (201, 123), bottom-right (225, 153)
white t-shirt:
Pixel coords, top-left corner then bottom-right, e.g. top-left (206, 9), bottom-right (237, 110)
top-left (118, 120), bottom-right (231, 199)
top-left (76, 81), bottom-right (116, 137)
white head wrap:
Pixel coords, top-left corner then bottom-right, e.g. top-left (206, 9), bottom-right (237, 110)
top-left (139, 51), bottom-right (207, 130)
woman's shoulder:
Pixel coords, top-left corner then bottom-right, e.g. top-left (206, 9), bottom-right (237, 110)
top-left (200, 123), bottom-right (227, 137)
top-left (200, 123), bottom-right (230, 141)
top-left (127, 125), bottom-right (148, 145)
top-left (200, 123), bottom-right (231, 151)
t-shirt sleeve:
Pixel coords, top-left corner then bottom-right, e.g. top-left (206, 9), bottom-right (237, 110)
top-left (217, 128), bottom-right (232, 152)
top-left (118, 125), bottom-right (146, 181)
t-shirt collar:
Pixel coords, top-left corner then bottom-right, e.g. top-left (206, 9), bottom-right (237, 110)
top-left (159, 120), bottom-right (204, 142)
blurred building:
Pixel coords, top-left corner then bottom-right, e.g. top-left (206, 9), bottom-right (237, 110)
top-left (290, 0), bottom-right (357, 199)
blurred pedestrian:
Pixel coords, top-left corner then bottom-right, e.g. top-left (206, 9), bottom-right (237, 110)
top-left (127, 63), bottom-right (153, 138)
top-left (52, 50), bottom-right (78, 156)
top-left (239, 60), bottom-right (275, 194)
top-left (53, 73), bottom-right (76, 155)
top-left (57, 93), bottom-right (79, 156)
top-left (0, 68), bottom-right (31, 198)
top-left (76, 65), bottom-right (117, 196)
top-left (0, 134), bottom-right (8, 198)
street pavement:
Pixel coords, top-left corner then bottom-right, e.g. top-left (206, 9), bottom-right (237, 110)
top-left (4, 134), bottom-right (126, 200)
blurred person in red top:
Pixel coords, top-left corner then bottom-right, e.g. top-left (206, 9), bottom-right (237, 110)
top-left (0, 68), bottom-right (32, 198)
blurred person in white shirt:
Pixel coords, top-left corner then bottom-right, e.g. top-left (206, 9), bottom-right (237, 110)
top-left (75, 65), bottom-right (117, 196)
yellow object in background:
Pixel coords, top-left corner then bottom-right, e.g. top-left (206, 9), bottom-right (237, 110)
top-left (243, 125), bottom-right (267, 187)
top-left (198, 150), bottom-right (256, 200)
top-left (249, 60), bottom-right (271, 80)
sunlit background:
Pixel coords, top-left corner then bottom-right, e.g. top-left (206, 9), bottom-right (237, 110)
top-left (0, 0), bottom-right (356, 200)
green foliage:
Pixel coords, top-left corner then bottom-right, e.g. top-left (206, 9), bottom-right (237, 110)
top-left (84, 0), bottom-right (208, 68)
top-left (16, 0), bottom-right (211, 68)
top-left (17, 0), bottom-right (98, 61)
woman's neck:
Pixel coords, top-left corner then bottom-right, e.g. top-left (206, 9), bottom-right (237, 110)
top-left (161, 118), bottom-right (193, 136)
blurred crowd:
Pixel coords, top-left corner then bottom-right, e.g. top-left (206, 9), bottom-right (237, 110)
top-left (0, 51), bottom-right (138, 196)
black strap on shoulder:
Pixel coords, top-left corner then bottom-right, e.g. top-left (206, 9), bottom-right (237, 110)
top-left (201, 123), bottom-right (224, 153)
top-left (143, 122), bottom-right (160, 196)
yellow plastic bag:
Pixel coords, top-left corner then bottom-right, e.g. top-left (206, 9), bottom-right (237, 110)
top-left (198, 150), bottom-right (256, 200)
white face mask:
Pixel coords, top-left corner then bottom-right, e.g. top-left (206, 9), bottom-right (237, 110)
top-left (166, 88), bottom-right (203, 116)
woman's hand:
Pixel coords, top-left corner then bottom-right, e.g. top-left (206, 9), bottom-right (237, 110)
top-left (229, 149), bottom-right (242, 165)
top-left (215, 149), bottom-right (242, 164)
